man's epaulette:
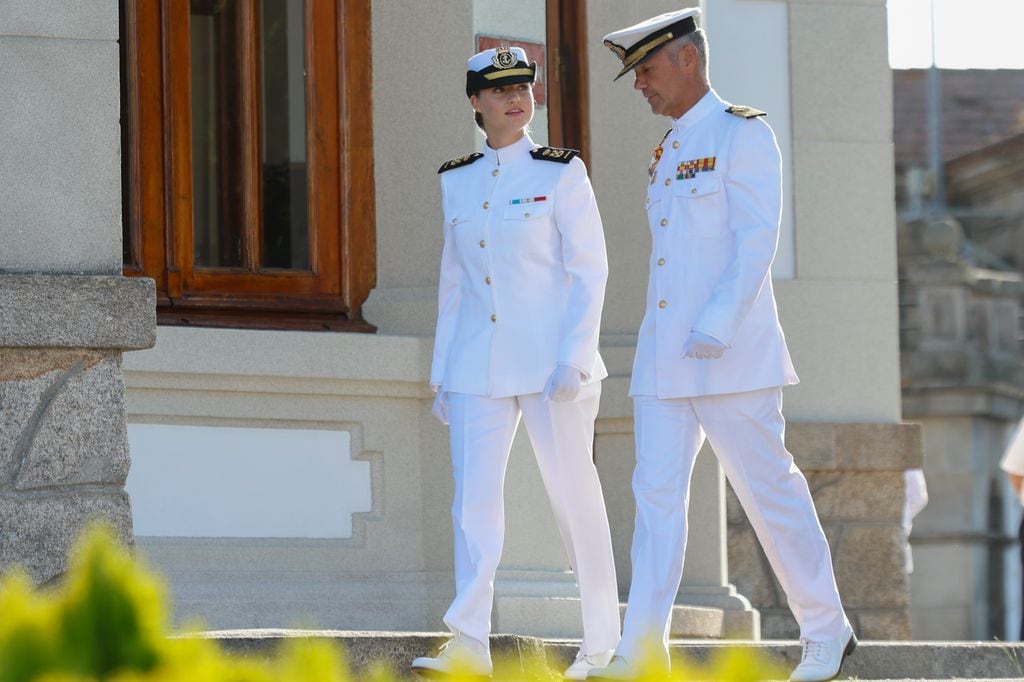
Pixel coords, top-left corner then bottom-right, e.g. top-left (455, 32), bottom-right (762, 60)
top-left (725, 105), bottom-right (767, 119)
top-left (530, 146), bottom-right (579, 164)
top-left (438, 153), bottom-right (483, 174)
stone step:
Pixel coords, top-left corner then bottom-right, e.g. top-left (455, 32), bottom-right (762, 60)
top-left (667, 603), bottom-right (726, 638)
top-left (494, 597), bottom-right (734, 640)
top-left (206, 630), bottom-right (1024, 680)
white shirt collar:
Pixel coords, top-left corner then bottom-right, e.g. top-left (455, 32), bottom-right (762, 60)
top-left (672, 89), bottom-right (722, 130)
top-left (482, 133), bottom-right (535, 165)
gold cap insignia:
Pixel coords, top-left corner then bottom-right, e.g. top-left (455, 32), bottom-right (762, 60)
top-left (492, 43), bottom-right (517, 70)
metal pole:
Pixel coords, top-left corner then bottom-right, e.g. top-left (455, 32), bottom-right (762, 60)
top-left (926, 0), bottom-right (945, 213)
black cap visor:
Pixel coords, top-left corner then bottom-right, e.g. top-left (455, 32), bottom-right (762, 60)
top-left (609, 16), bottom-right (696, 81)
top-left (466, 62), bottom-right (537, 97)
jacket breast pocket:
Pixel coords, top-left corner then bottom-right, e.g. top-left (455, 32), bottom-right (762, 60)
top-left (671, 175), bottom-right (727, 239)
top-left (503, 201), bottom-right (553, 222)
top-left (447, 215), bottom-right (473, 228)
top-left (447, 216), bottom-right (479, 256)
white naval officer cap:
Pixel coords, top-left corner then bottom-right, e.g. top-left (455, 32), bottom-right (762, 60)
top-left (602, 7), bottom-right (701, 81)
top-left (465, 44), bottom-right (537, 97)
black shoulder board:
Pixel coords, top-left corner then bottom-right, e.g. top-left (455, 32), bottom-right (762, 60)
top-left (530, 146), bottom-right (579, 164)
top-left (438, 153), bottom-right (483, 174)
top-left (726, 105), bottom-right (767, 119)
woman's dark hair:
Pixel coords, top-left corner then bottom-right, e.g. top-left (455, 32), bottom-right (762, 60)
top-left (468, 90), bottom-right (485, 130)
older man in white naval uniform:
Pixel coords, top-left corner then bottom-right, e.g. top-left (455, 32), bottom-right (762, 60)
top-left (589, 9), bottom-right (855, 682)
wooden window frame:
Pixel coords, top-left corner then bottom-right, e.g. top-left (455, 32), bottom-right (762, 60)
top-left (121, 0), bottom-right (376, 332)
top-left (546, 0), bottom-right (590, 163)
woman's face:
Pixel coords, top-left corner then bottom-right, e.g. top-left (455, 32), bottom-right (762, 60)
top-left (471, 82), bottom-right (535, 139)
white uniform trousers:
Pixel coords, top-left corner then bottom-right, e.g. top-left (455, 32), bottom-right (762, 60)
top-left (443, 388), bottom-right (620, 654)
top-left (618, 387), bottom-right (846, 665)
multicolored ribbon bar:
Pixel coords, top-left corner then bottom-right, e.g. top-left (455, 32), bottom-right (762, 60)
top-left (509, 196), bottom-right (547, 205)
top-left (676, 156), bottom-right (716, 180)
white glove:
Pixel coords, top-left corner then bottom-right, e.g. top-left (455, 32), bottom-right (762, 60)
top-left (431, 390), bottom-right (450, 425)
top-left (544, 365), bottom-right (583, 402)
top-left (681, 331), bottom-right (727, 360)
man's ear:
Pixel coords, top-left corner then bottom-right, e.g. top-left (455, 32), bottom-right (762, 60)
top-left (682, 43), bottom-right (698, 70)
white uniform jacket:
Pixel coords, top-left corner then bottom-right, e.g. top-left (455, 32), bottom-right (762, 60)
top-left (631, 89), bottom-right (799, 398)
top-left (430, 134), bottom-right (609, 398)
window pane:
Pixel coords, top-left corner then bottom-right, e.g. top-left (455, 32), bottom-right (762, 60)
top-left (260, 0), bottom-right (309, 270)
top-left (191, 0), bottom-right (243, 267)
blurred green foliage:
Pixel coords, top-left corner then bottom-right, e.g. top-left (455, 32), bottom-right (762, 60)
top-left (0, 525), bottom-right (786, 681)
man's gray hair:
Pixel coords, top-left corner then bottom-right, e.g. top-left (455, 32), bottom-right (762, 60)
top-left (666, 29), bottom-right (709, 80)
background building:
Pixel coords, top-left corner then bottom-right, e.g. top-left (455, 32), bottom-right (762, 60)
top-left (894, 67), bottom-right (1024, 639)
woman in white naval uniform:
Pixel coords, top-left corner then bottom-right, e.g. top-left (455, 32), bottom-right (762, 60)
top-left (410, 45), bottom-right (620, 680)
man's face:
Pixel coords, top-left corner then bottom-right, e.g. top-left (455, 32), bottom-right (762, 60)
top-left (632, 45), bottom-right (694, 119)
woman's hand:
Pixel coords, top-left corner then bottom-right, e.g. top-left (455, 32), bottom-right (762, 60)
top-left (544, 365), bottom-right (583, 402)
top-left (681, 330), bottom-right (727, 360)
top-left (432, 390), bottom-right (450, 425)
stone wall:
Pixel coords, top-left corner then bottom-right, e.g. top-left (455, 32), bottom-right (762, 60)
top-left (0, 3), bottom-right (157, 585)
top-left (0, 276), bottom-right (154, 584)
top-left (727, 423), bottom-right (923, 639)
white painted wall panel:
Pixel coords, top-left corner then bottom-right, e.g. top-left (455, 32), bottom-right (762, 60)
top-left (127, 425), bottom-right (370, 538)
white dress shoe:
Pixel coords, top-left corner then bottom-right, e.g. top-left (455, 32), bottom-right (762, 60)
top-left (411, 633), bottom-right (493, 679)
top-left (789, 622), bottom-right (857, 682)
top-left (563, 649), bottom-right (614, 680)
top-left (585, 655), bottom-right (639, 681)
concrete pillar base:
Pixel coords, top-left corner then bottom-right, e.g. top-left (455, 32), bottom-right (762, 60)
top-left (493, 571), bottom-right (736, 639)
top-left (678, 585), bottom-right (760, 639)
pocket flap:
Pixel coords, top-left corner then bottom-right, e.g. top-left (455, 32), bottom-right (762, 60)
top-left (503, 201), bottom-right (553, 221)
top-left (675, 175), bottom-right (722, 199)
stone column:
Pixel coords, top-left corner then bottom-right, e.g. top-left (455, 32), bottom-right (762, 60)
top-left (678, 448), bottom-right (759, 638)
top-left (0, 2), bottom-right (155, 583)
top-left (899, 234), bottom-right (1024, 639)
top-left (727, 423), bottom-right (923, 639)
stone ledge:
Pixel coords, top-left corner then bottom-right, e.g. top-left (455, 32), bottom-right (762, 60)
top-left (786, 422), bottom-right (923, 470)
top-left (903, 385), bottom-right (1024, 421)
top-left (0, 275), bottom-right (155, 350)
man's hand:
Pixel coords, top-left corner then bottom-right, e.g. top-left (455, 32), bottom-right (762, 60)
top-left (431, 390), bottom-right (450, 425)
top-left (544, 365), bottom-right (583, 402)
top-left (681, 331), bottom-right (727, 360)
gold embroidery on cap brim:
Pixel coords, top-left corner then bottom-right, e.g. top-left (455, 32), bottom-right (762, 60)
top-left (604, 40), bottom-right (626, 59)
top-left (483, 67), bottom-right (533, 80)
top-left (616, 32), bottom-right (675, 78)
